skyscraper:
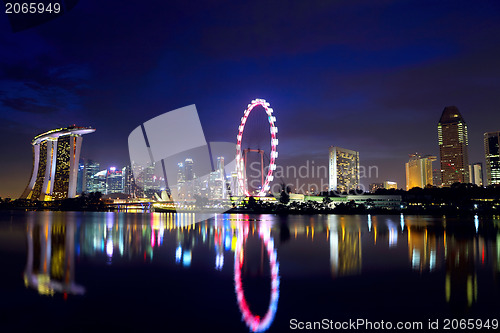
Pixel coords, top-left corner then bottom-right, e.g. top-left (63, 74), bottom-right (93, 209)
top-left (405, 154), bottom-right (436, 190)
top-left (83, 160), bottom-right (100, 193)
top-left (329, 146), bottom-right (359, 193)
top-left (484, 131), bottom-right (500, 185)
top-left (184, 158), bottom-right (194, 181)
top-left (437, 106), bottom-right (469, 186)
top-left (21, 126), bottom-right (95, 201)
top-left (432, 169), bottom-right (442, 188)
top-left (106, 167), bottom-right (124, 194)
top-left (469, 162), bottom-right (484, 187)
top-left (122, 165), bottom-right (141, 197)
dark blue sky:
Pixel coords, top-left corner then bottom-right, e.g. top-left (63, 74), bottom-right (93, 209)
top-left (1, 0), bottom-right (500, 197)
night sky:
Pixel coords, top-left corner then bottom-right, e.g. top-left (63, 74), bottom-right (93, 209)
top-left (1, 0), bottom-right (500, 197)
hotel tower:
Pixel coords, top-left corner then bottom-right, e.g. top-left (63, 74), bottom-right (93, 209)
top-left (329, 146), bottom-right (360, 193)
top-left (21, 126), bottom-right (95, 201)
top-left (437, 106), bottom-right (469, 187)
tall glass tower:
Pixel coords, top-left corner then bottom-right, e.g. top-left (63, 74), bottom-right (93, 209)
top-left (21, 126), bottom-right (95, 201)
top-left (437, 106), bottom-right (469, 187)
top-left (484, 131), bottom-right (500, 185)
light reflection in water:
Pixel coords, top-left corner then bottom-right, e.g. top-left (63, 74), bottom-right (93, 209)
top-left (234, 221), bottom-right (280, 332)
top-left (20, 212), bottom-right (500, 331)
top-left (24, 212), bottom-right (85, 297)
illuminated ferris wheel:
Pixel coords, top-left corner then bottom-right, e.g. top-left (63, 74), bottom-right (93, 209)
top-left (235, 99), bottom-right (278, 197)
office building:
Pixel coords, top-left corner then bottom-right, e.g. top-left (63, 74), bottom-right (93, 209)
top-left (329, 146), bottom-right (360, 193)
top-left (106, 167), bottom-right (124, 194)
top-left (405, 154), bottom-right (436, 190)
top-left (92, 170), bottom-right (107, 194)
top-left (469, 163), bottom-right (483, 187)
top-left (437, 106), bottom-right (469, 186)
top-left (432, 169), bottom-right (442, 188)
top-left (122, 165), bottom-right (141, 197)
top-left (21, 126), bottom-right (95, 201)
top-left (83, 159), bottom-right (100, 192)
top-left (184, 158), bottom-right (194, 181)
top-left (484, 132), bottom-right (500, 185)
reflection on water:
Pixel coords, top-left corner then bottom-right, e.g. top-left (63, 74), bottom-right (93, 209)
top-left (11, 212), bottom-right (500, 331)
top-left (24, 216), bottom-right (84, 297)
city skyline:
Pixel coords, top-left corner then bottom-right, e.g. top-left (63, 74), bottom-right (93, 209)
top-left (2, 2), bottom-right (500, 197)
top-left (6, 104), bottom-right (500, 200)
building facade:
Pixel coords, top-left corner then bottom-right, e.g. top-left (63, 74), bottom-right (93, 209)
top-left (83, 159), bottom-right (100, 193)
top-left (21, 126), bottom-right (95, 201)
top-left (329, 146), bottom-right (360, 193)
top-left (469, 162), bottom-right (483, 187)
top-left (437, 106), bottom-right (469, 186)
top-left (405, 154), bottom-right (436, 190)
top-left (106, 167), bottom-right (124, 194)
top-left (484, 131), bottom-right (500, 185)
top-left (384, 181), bottom-right (398, 190)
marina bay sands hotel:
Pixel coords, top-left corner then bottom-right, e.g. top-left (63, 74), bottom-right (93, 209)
top-left (21, 126), bottom-right (95, 201)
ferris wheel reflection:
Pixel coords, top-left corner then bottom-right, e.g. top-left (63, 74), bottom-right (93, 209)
top-left (234, 221), bottom-right (280, 332)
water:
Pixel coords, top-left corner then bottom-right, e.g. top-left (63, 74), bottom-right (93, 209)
top-left (0, 211), bottom-right (499, 332)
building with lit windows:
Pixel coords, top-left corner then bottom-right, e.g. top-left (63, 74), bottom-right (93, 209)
top-left (83, 159), bottom-right (100, 192)
top-left (437, 106), bottom-right (469, 186)
top-left (91, 170), bottom-right (107, 194)
top-left (106, 167), bottom-right (124, 194)
top-left (469, 162), bottom-right (483, 187)
top-left (184, 158), bottom-right (194, 181)
top-left (432, 169), bottom-right (442, 187)
top-left (21, 126), bottom-right (95, 201)
top-left (484, 131), bottom-right (500, 185)
top-left (384, 181), bottom-right (398, 190)
top-left (329, 146), bottom-right (359, 193)
top-left (405, 154), bottom-right (436, 190)
top-left (122, 165), bottom-right (142, 197)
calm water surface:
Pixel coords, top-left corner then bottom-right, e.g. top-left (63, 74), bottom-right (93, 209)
top-left (0, 211), bottom-right (499, 332)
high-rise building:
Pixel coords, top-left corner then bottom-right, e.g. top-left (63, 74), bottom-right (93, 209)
top-left (469, 163), bottom-right (483, 187)
top-left (484, 131), bottom-right (500, 185)
top-left (83, 160), bottom-right (100, 193)
top-left (216, 156), bottom-right (225, 179)
top-left (21, 126), bottom-right (95, 201)
top-left (106, 167), bottom-right (124, 194)
top-left (230, 171), bottom-right (240, 196)
top-left (143, 163), bottom-right (160, 197)
top-left (438, 106), bottom-right (469, 186)
top-left (184, 158), bottom-right (194, 181)
top-left (405, 154), bottom-right (436, 190)
top-left (432, 169), bottom-right (442, 188)
top-left (177, 162), bottom-right (185, 184)
top-left (122, 165), bottom-right (141, 197)
top-left (328, 146), bottom-right (359, 193)
top-left (92, 170), bottom-right (108, 194)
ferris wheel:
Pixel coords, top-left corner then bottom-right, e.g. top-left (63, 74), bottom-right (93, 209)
top-left (235, 99), bottom-right (278, 197)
